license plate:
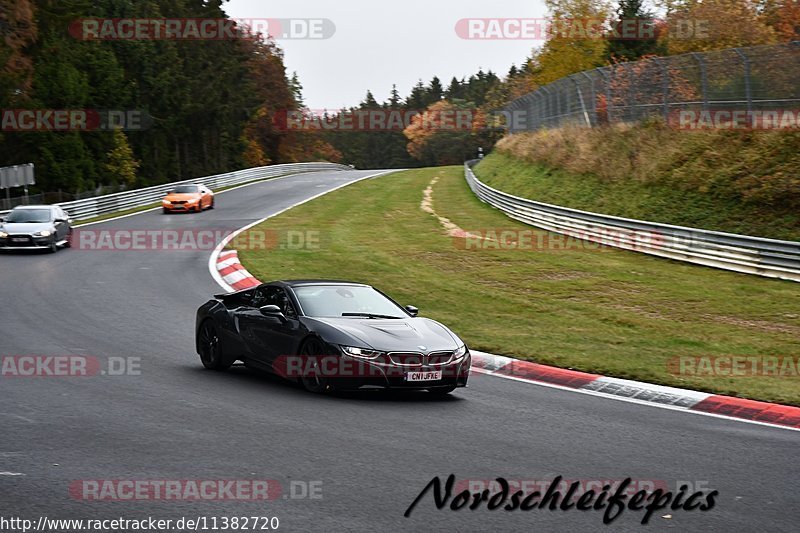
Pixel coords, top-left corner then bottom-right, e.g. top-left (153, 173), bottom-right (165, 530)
top-left (406, 371), bottom-right (442, 382)
top-left (11, 238), bottom-right (27, 243)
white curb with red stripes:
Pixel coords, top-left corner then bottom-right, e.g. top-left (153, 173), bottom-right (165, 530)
top-left (470, 351), bottom-right (799, 431)
top-left (215, 250), bottom-right (260, 291)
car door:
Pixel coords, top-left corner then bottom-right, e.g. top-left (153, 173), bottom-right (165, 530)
top-left (237, 286), bottom-right (303, 366)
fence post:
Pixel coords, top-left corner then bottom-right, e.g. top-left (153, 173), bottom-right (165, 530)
top-left (733, 48), bottom-right (753, 114)
top-left (581, 71), bottom-right (597, 126)
top-left (656, 58), bottom-right (670, 121)
top-left (691, 52), bottom-right (709, 112)
top-left (541, 86), bottom-right (552, 129)
top-left (597, 67), bottom-right (614, 124)
top-left (572, 76), bottom-right (592, 127)
top-left (534, 92), bottom-right (544, 130)
top-left (626, 62), bottom-right (636, 122)
top-left (554, 86), bottom-right (560, 127)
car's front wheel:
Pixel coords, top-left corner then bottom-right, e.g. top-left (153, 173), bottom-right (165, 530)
top-left (299, 338), bottom-right (332, 394)
top-left (198, 320), bottom-right (233, 370)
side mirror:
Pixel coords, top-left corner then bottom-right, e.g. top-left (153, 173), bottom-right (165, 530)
top-left (260, 305), bottom-right (283, 316)
top-left (167, 190), bottom-right (175, 195)
top-left (0, 217), bottom-right (5, 223)
top-left (405, 305), bottom-right (419, 317)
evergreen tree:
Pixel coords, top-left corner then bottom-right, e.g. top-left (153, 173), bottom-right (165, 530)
top-left (605, 0), bottom-right (665, 61)
top-left (405, 80), bottom-right (427, 110)
top-left (445, 77), bottom-right (464, 100)
top-left (361, 90), bottom-right (379, 108)
top-left (388, 84), bottom-right (401, 108)
top-left (428, 76), bottom-right (444, 102)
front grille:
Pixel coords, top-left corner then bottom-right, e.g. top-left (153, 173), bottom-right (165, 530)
top-left (387, 351), bottom-right (455, 367)
top-left (6, 235), bottom-right (34, 247)
top-left (389, 353), bottom-right (423, 366)
top-left (427, 351), bottom-right (454, 365)
top-left (171, 201), bottom-right (187, 205)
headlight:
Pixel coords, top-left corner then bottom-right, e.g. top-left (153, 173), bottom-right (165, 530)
top-left (34, 230), bottom-right (52, 237)
top-left (0, 231), bottom-right (7, 238)
top-left (187, 198), bottom-right (199, 204)
top-left (162, 199), bottom-right (171, 205)
top-left (453, 344), bottom-right (467, 362)
top-left (341, 346), bottom-right (384, 360)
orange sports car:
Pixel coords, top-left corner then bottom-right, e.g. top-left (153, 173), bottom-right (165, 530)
top-left (162, 184), bottom-right (215, 213)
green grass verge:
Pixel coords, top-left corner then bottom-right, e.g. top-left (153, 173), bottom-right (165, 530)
top-left (477, 148), bottom-right (800, 241)
top-left (237, 166), bottom-right (800, 405)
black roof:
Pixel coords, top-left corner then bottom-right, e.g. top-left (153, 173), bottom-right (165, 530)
top-left (215, 280), bottom-right (374, 300)
top-left (274, 280), bottom-right (371, 288)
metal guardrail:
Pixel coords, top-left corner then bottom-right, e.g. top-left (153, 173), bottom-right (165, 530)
top-left (0, 162), bottom-right (351, 221)
top-left (464, 161), bottom-right (800, 282)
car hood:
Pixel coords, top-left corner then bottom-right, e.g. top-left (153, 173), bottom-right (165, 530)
top-left (164, 193), bottom-right (200, 202)
top-left (0, 222), bottom-right (54, 234)
top-left (305, 316), bottom-right (463, 353)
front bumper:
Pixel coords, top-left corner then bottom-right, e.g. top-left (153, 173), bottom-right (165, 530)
top-left (163, 203), bottom-right (197, 212)
top-left (0, 235), bottom-right (54, 249)
top-left (286, 351), bottom-right (472, 391)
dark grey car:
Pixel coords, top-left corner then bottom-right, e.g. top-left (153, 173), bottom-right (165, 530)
top-left (196, 281), bottom-right (471, 394)
top-left (0, 205), bottom-right (73, 252)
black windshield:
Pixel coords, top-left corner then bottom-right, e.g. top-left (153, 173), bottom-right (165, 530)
top-left (5, 209), bottom-right (51, 223)
top-left (173, 185), bottom-right (199, 193)
top-left (293, 286), bottom-right (406, 318)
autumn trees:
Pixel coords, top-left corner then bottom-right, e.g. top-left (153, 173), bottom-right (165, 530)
top-left (0, 0), bottom-right (333, 194)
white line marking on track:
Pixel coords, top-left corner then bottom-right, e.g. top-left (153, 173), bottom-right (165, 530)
top-left (0, 413), bottom-right (35, 423)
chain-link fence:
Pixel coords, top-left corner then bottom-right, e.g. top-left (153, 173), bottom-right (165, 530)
top-left (504, 42), bottom-right (800, 132)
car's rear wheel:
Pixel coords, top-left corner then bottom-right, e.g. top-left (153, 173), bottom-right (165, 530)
top-left (299, 338), bottom-right (332, 394)
top-left (209, 198), bottom-right (215, 209)
top-left (427, 385), bottom-right (457, 395)
top-left (198, 320), bottom-right (232, 370)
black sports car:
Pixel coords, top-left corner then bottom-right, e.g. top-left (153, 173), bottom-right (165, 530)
top-left (195, 280), bottom-right (471, 394)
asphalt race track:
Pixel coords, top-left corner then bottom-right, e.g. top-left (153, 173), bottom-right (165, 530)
top-left (1, 170), bottom-right (797, 532)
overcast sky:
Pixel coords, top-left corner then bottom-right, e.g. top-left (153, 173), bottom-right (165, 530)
top-left (224, 0), bottom-right (548, 110)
